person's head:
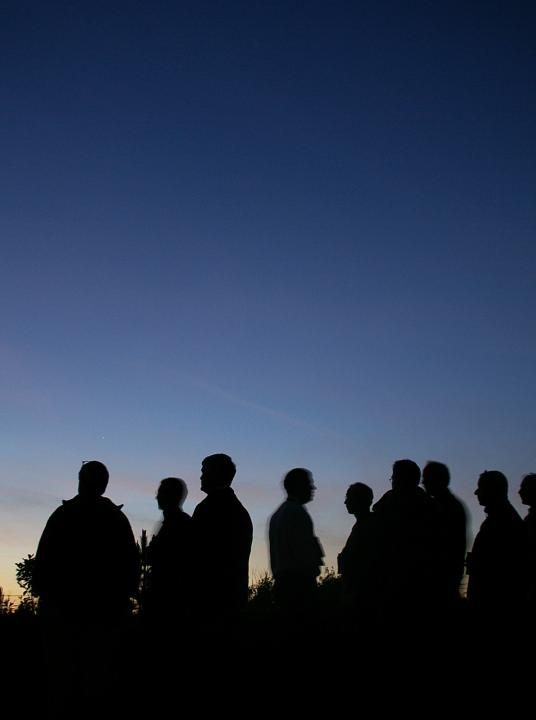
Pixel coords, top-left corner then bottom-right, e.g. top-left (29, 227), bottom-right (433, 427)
top-left (519, 473), bottom-right (536, 507)
top-left (422, 461), bottom-right (450, 497)
top-left (391, 459), bottom-right (421, 492)
top-left (283, 468), bottom-right (315, 504)
top-left (344, 482), bottom-right (373, 516)
top-left (475, 470), bottom-right (508, 510)
top-left (156, 477), bottom-right (187, 511)
top-left (78, 460), bottom-right (109, 498)
top-left (200, 454), bottom-right (236, 493)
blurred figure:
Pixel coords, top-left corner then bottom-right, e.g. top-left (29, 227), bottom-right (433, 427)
top-left (33, 460), bottom-right (139, 716)
top-left (338, 482), bottom-right (378, 626)
top-left (422, 461), bottom-right (467, 607)
top-left (143, 477), bottom-right (194, 709)
top-left (467, 470), bottom-right (528, 635)
top-left (145, 477), bottom-right (193, 623)
top-left (269, 468), bottom-right (324, 617)
top-left (192, 454), bottom-right (253, 622)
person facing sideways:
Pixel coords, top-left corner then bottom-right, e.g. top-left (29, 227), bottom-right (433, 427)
top-left (337, 482), bottom-right (378, 616)
top-left (269, 468), bottom-right (324, 615)
top-left (145, 477), bottom-right (193, 622)
top-left (33, 461), bottom-right (139, 712)
top-left (191, 454), bottom-right (253, 620)
top-left (422, 461), bottom-right (468, 605)
top-left (467, 470), bottom-right (529, 628)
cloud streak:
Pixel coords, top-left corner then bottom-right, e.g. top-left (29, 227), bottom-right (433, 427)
top-left (188, 375), bottom-right (333, 436)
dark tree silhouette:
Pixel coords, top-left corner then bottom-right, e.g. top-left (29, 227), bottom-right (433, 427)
top-left (15, 554), bottom-right (37, 598)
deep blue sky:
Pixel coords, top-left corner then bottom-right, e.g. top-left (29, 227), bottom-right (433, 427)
top-left (1, 1), bottom-right (535, 594)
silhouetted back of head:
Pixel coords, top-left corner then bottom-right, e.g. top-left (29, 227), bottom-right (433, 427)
top-left (422, 461), bottom-right (450, 496)
top-left (283, 467), bottom-right (314, 504)
top-left (157, 477), bottom-right (187, 511)
top-left (475, 470), bottom-right (509, 509)
top-left (201, 453), bottom-right (236, 493)
top-left (392, 459), bottom-right (421, 492)
top-left (78, 460), bottom-right (109, 498)
top-left (520, 473), bottom-right (536, 507)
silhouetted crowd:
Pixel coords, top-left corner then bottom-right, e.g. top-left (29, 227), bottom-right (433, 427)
top-left (29, 456), bottom-right (536, 716)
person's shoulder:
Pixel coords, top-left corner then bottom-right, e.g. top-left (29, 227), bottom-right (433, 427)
top-left (445, 489), bottom-right (465, 507)
top-left (234, 492), bottom-right (250, 511)
top-left (98, 496), bottom-right (128, 516)
top-left (48, 496), bottom-right (77, 520)
top-left (226, 488), bottom-right (250, 512)
top-left (372, 490), bottom-right (393, 513)
top-left (233, 493), bottom-right (253, 525)
top-left (177, 510), bottom-right (193, 526)
top-left (269, 501), bottom-right (289, 523)
top-left (50, 501), bottom-right (68, 516)
top-left (96, 498), bottom-right (135, 531)
top-left (501, 501), bottom-right (523, 524)
top-left (275, 500), bottom-right (308, 521)
top-left (192, 496), bottom-right (209, 517)
top-left (271, 499), bottom-right (293, 514)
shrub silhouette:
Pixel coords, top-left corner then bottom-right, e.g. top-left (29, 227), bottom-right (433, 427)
top-left (15, 555), bottom-right (37, 597)
top-left (0, 586), bottom-right (14, 615)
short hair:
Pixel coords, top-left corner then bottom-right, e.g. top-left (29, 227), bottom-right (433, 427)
top-left (202, 453), bottom-right (236, 485)
top-left (522, 473), bottom-right (536, 487)
top-left (422, 461), bottom-right (450, 488)
top-left (158, 477), bottom-right (187, 505)
top-left (79, 460), bottom-right (109, 496)
top-left (346, 482), bottom-right (374, 506)
top-left (283, 468), bottom-right (312, 495)
top-left (478, 470), bottom-right (508, 494)
top-left (392, 459), bottom-right (421, 490)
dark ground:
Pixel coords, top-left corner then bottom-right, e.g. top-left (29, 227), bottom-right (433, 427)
top-left (2, 601), bottom-right (530, 719)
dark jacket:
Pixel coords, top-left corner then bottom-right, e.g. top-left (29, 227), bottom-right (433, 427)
top-left (192, 487), bottom-right (253, 615)
top-left (467, 501), bottom-right (528, 615)
top-left (146, 509), bottom-right (193, 614)
top-left (34, 495), bottom-right (139, 620)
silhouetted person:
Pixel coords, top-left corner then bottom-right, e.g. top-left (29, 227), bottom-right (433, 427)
top-left (338, 482), bottom-right (379, 625)
top-left (191, 454), bottom-right (253, 622)
top-left (33, 460), bottom-right (139, 716)
top-left (519, 472), bottom-right (536, 546)
top-left (519, 473), bottom-right (536, 618)
top-left (145, 477), bottom-right (193, 623)
top-left (372, 459), bottom-right (436, 628)
top-left (142, 477), bottom-right (194, 706)
top-left (467, 470), bottom-right (528, 635)
top-left (269, 468), bottom-right (324, 617)
top-left (422, 461), bottom-right (467, 606)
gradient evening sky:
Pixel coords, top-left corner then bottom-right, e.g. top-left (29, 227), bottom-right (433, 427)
top-left (1, 1), bottom-right (535, 597)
